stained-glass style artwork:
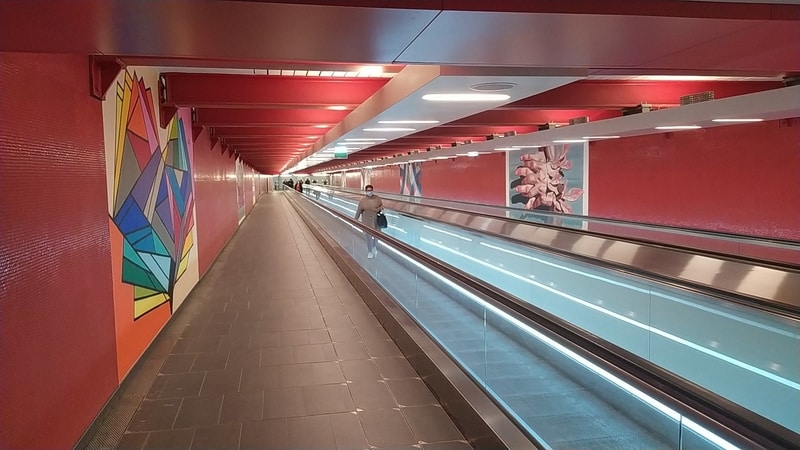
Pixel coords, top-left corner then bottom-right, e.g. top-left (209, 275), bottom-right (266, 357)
top-left (112, 71), bottom-right (194, 319)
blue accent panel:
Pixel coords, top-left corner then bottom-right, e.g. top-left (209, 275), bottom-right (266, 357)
top-left (139, 252), bottom-right (169, 291)
top-left (122, 235), bottom-right (149, 269)
top-left (115, 197), bottom-right (149, 234)
top-left (167, 169), bottom-right (185, 215)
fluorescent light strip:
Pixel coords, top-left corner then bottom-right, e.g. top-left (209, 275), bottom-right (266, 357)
top-left (423, 225), bottom-right (473, 242)
top-left (363, 127), bottom-right (416, 132)
top-left (379, 241), bottom-right (743, 447)
top-left (553, 139), bottom-right (588, 143)
top-left (346, 138), bottom-right (387, 142)
top-left (422, 93), bottom-right (510, 102)
top-left (582, 136), bottom-right (620, 139)
top-left (655, 125), bottom-right (701, 130)
top-left (431, 239), bottom-right (799, 391)
top-left (378, 120), bottom-right (440, 124)
top-left (711, 118), bottom-right (764, 123)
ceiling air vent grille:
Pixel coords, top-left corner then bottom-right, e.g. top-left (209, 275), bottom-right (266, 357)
top-left (680, 91), bottom-right (714, 105)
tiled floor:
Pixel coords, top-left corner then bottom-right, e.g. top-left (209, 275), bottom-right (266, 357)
top-left (115, 193), bottom-right (471, 450)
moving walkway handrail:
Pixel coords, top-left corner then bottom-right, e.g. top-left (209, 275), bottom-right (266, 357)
top-left (313, 186), bottom-right (799, 315)
top-left (324, 186), bottom-right (800, 251)
top-left (291, 190), bottom-right (800, 450)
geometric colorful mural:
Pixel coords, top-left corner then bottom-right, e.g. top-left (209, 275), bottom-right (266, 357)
top-left (111, 71), bottom-right (195, 319)
top-left (400, 162), bottom-right (422, 196)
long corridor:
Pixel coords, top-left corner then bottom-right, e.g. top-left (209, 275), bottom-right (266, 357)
top-left (108, 193), bottom-right (469, 450)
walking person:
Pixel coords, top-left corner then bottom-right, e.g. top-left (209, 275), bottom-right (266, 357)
top-left (354, 185), bottom-right (383, 259)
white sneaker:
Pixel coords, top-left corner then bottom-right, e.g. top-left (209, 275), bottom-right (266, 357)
top-left (367, 251), bottom-right (374, 259)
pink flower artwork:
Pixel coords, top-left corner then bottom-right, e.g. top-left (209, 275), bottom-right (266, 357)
top-left (514, 145), bottom-right (584, 213)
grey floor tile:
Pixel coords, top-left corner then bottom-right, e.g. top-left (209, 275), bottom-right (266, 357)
top-left (142, 428), bottom-right (194, 450)
top-left (260, 346), bottom-right (296, 366)
top-left (128, 399), bottom-right (181, 432)
top-left (202, 321), bottom-right (232, 336)
top-left (117, 432), bottom-right (147, 449)
top-left (293, 342), bottom-right (337, 363)
top-left (374, 357), bottom-right (419, 379)
top-left (280, 330), bottom-right (313, 346)
top-left (160, 354), bottom-right (197, 375)
top-left (402, 405), bottom-right (464, 443)
top-left (200, 368), bottom-right (241, 395)
top-left (190, 352), bottom-right (229, 372)
top-left (277, 361), bottom-right (344, 387)
top-left (334, 341), bottom-right (371, 360)
top-left (364, 339), bottom-right (403, 358)
top-left (324, 314), bottom-right (355, 328)
top-left (263, 387), bottom-right (306, 419)
top-left (356, 325), bottom-right (391, 341)
top-left (359, 409), bottom-right (418, 448)
top-left (331, 412), bottom-right (369, 449)
top-left (226, 348), bottom-right (261, 369)
top-left (241, 418), bottom-right (288, 449)
top-left (386, 379), bottom-right (438, 406)
top-left (173, 395), bottom-right (223, 429)
top-left (190, 423), bottom-right (241, 450)
top-left (340, 359), bottom-right (382, 381)
top-left (158, 372), bottom-right (205, 399)
top-left (220, 391), bottom-right (264, 423)
top-left (250, 331), bottom-right (282, 348)
top-left (287, 415), bottom-right (336, 449)
top-left (307, 328), bottom-right (332, 344)
top-left (302, 383), bottom-right (355, 415)
top-left (349, 380), bottom-right (397, 410)
top-left (328, 326), bottom-right (362, 342)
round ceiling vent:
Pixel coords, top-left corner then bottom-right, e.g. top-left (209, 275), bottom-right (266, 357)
top-left (470, 82), bottom-right (517, 92)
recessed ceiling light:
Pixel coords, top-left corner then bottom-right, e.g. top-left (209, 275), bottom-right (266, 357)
top-left (363, 127), bottom-right (416, 132)
top-left (655, 125), bottom-right (701, 130)
top-left (494, 147), bottom-right (516, 151)
top-left (582, 136), bottom-right (620, 139)
top-left (470, 82), bottom-right (517, 91)
top-left (306, 136), bottom-right (318, 139)
top-left (711, 118), bottom-right (764, 123)
top-left (553, 139), bottom-right (588, 143)
top-left (314, 124), bottom-right (330, 128)
top-left (422, 93), bottom-right (510, 102)
top-left (378, 120), bottom-right (440, 124)
top-left (345, 138), bottom-right (387, 141)
top-left (466, 151), bottom-right (480, 157)
top-left (327, 105), bottom-right (348, 110)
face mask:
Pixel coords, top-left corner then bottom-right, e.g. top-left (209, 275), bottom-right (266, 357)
top-left (366, 191), bottom-right (374, 197)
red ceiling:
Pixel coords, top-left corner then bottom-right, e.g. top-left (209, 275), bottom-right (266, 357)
top-left (1, 0), bottom-right (798, 174)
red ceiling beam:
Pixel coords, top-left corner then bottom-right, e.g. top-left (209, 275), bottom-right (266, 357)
top-left (195, 108), bottom-right (349, 126)
top-left (211, 126), bottom-right (332, 137)
top-left (161, 73), bottom-right (389, 107)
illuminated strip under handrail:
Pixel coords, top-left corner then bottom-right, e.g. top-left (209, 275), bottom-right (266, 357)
top-left (422, 238), bottom-right (800, 392)
top-left (383, 239), bottom-right (739, 450)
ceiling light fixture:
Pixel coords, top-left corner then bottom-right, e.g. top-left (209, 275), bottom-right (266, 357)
top-left (466, 151), bottom-right (480, 157)
top-left (553, 139), bottom-right (588, 143)
top-left (314, 125), bottom-right (330, 128)
top-left (655, 125), bottom-right (701, 130)
top-left (711, 118), bottom-right (764, 123)
top-left (378, 120), bottom-right (440, 124)
top-left (327, 105), bottom-right (348, 110)
top-left (363, 127), bottom-right (416, 132)
top-left (345, 138), bottom-right (386, 142)
top-left (422, 93), bottom-right (511, 102)
top-left (494, 147), bottom-right (516, 151)
top-left (582, 136), bottom-right (621, 139)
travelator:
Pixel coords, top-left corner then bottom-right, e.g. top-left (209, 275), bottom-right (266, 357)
top-left (287, 185), bottom-right (800, 449)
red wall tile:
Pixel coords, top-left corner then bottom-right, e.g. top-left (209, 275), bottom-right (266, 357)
top-left (368, 153), bottom-right (507, 205)
top-left (588, 119), bottom-right (800, 240)
top-left (0, 52), bottom-right (118, 449)
top-left (193, 128), bottom-right (239, 276)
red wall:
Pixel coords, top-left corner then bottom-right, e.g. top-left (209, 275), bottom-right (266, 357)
top-left (193, 128), bottom-right (239, 276)
top-left (0, 52), bottom-right (118, 449)
top-left (588, 119), bottom-right (800, 240)
top-left (368, 153), bottom-right (507, 205)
